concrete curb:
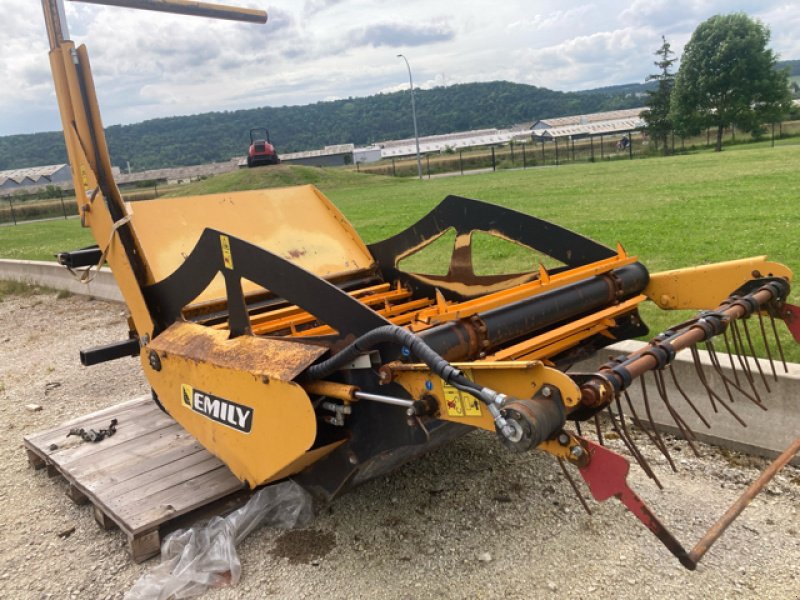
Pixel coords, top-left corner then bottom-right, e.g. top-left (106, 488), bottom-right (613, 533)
top-left (2, 259), bottom-right (798, 464)
top-left (0, 259), bottom-right (122, 302)
top-left (576, 340), bottom-right (800, 466)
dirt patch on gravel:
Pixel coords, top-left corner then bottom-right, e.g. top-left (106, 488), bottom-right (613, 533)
top-left (270, 530), bottom-right (337, 565)
top-left (0, 289), bottom-right (798, 599)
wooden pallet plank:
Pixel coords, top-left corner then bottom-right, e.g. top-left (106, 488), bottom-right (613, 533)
top-left (26, 447), bottom-right (46, 469)
top-left (80, 441), bottom-right (208, 491)
top-left (24, 397), bottom-right (246, 546)
top-left (66, 426), bottom-right (198, 483)
top-left (46, 412), bottom-right (177, 466)
top-left (24, 396), bottom-right (150, 446)
top-left (119, 467), bottom-right (245, 535)
top-left (130, 529), bottom-right (161, 563)
top-left (103, 454), bottom-right (225, 504)
top-left (25, 402), bottom-right (161, 455)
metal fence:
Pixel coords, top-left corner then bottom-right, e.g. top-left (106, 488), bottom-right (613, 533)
top-left (0, 182), bottom-right (164, 226)
top-left (356, 120), bottom-right (800, 180)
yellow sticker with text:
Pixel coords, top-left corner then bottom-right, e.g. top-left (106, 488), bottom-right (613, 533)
top-left (220, 235), bottom-right (233, 269)
top-left (442, 369), bottom-right (482, 417)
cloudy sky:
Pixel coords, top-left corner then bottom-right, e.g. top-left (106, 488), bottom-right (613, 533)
top-left (1, 0), bottom-right (798, 136)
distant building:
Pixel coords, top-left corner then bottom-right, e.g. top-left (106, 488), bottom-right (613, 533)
top-left (353, 146), bottom-right (382, 164)
top-left (380, 128), bottom-right (524, 159)
top-left (0, 164), bottom-right (72, 191)
top-left (530, 107), bottom-right (646, 141)
top-left (280, 144), bottom-right (355, 167)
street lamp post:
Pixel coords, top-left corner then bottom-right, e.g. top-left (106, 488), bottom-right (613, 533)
top-left (397, 54), bottom-right (423, 180)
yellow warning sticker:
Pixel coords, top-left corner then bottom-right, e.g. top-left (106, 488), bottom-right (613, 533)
top-left (181, 383), bottom-right (193, 408)
top-left (463, 394), bottom-right (482, 417)
top-left (443, 385), bottom-right (465, 417)
top-left (220, 235), bottom-right (233, 269)
top-left (442, 370), bottom-right (482, 417)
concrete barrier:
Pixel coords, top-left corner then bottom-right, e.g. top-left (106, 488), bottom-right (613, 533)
top-left (0, 259), bottom-right (122, 302)
top-left (575, 340), bottom-right (800, 465)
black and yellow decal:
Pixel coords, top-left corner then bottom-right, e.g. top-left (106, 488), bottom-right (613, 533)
top-left (220, 234), bottom-right (234, 269)
top-left (181, 383), bottom-right (254, 433)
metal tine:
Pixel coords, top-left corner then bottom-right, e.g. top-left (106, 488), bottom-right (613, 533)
top-left (641, 377), bottom-right (677, 472)
top-left (574, 420), bottom-right (582, 437)
top-left (653, 370), bottom-right (701, 457)
top-left (689, 345), bottom-right (749, 427)
top-left (704, 340), bottom-right (734, 403)
top-left (730, 320), bottom-right (760, 401)
top-left (722, 329), bottom-right (741, 386)
top-left (767, 304), bottom-right (788, 373)
top-left (756, 311), bottom-right (778, 381)
top-left (689, 344), bottom-right (717, 413)
top-left (668, 366), bottom-right (712, 429)
top-left (730, 321), bottom-right (763, 405)
top-left (623, 390), bottom-right (667, 461)
top-left (704, 340), bottom-right (767, 410)
top-left (605, 403), bottom-right (659, 486)
top-left (742, 318), bottom-right (770, 393)
top-left (594, 414), bottom-right (604, 446)
top-left (613, 395), bottom-right (663, 489)
top-left (557, 457), bottom-right (592, 515)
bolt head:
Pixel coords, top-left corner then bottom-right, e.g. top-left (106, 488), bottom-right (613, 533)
top-left (541, 386), bottom-right (552, 398)
top-left (570, 445), bottom-right (585, 459)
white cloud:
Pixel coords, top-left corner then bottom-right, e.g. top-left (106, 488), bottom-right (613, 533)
top-left (0, 0), bottom-right (796, 135)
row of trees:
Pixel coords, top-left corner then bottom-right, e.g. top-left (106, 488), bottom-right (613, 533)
top-left (0, 82), bottom-right (643, 172)
top-left (642, 14), bottom-right (792, 153)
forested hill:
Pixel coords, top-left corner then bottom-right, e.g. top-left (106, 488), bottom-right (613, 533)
top-left (0, 80), bottom-right (647, 171)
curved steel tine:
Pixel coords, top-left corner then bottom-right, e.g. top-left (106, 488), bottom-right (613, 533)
top-left (653, 371), bottom-right (701, 457)
top-left (557, 457), bottom-right (592, 515)
top-left (757, 311), bottom-right (778, 381)
top-left (704, 340), bottom-right (734, 403)
top-left (730, 321), bottom-right (762, 404)
top-left (668, 366), bottom-right (711, 429)
top-left (614, 395), bottom-right (663, 488)
top-left (767, 305), bottom-right (788, 372)
top-left (722, 330), bottom-right (741, 386)
top-left (641, 377), bottom-right (676, 471)
top-left (594, 414), bottom-right (604, 446)
top-left (742, 318), bottom-right (770, 393)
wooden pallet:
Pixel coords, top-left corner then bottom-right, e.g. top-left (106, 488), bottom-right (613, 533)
top-left (23, 395), bottom-right (247, 562)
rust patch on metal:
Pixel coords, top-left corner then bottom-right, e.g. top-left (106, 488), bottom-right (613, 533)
top-left (149, 321), bottom-right (326, 381)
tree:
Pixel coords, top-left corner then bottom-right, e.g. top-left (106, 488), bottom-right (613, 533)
top-left (641, 36), bottom-right (677, 155)
top-left (670, 13), bottom-right (791, 151)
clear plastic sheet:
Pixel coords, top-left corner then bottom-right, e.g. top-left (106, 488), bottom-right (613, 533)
top-left (124, 480), bottom-right (314, 600)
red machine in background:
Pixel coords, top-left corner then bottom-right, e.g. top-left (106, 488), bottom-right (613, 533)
top-left (247, 128), bottom-right (279, 167)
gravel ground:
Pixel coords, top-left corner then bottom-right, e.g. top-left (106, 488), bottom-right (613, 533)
top-left (0, 290), bottom-right (798, 600)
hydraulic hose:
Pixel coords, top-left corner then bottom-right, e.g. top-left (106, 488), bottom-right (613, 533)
top-left (304, 324), bottom-right (565, 445)
top-left (304, 325), bottom-right (487, 400)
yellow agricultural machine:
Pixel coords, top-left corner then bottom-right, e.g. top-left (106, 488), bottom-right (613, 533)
top-left (42, 0), bottom-right (800, 570)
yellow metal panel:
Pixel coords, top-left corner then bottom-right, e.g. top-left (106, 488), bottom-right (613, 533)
top-left (392, 361), bottom-right (581, 432)
top-left (146, 323), bottom-right (326, 487)
top-left (645, 257), bottom-right (793, 310)
top-left (128, 185), bottom-right (376, 304)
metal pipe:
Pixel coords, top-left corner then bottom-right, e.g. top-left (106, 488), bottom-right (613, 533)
top-left (353, 391), bottom-right (414, 408)
top-left (68, 0), bottom-right (268, 23)
top-left (420, 263), bottom-right (649, 360)
top-left (687, 437), bottom-right (800, 566)
top-left (397, 54), bottom-right (423, 180)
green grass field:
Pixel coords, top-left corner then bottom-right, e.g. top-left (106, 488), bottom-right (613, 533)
top-left (2, 146), bottom-right (798, 359)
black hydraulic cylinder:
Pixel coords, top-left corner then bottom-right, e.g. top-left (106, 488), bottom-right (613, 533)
top-left (419, 263), bottom-right (649, 360)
